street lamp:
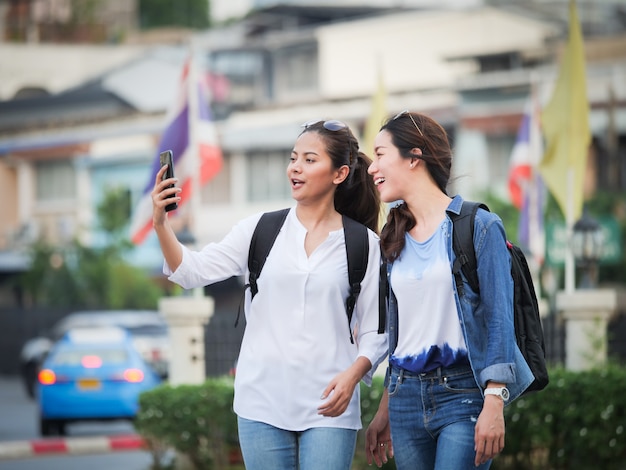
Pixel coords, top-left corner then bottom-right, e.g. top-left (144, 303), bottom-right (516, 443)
top-left (570, 211), bottom-right (604, 289)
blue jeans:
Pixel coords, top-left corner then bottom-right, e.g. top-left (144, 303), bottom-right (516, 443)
top-left (387, 364), bottom-right (491, 470)
top-left (237, 416), bottom-right (357, 470)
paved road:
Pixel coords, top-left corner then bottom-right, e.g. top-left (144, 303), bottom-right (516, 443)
top-left (0, 375), bottom-right (157, 470)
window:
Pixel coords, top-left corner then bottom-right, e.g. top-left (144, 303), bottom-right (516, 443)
top-left (246, 151), bottom-right (291, 201)
top-left (35, 160), bottom-right (76, 202)
top-left (51, 348), bottom-right (128, 366)
top-left (478, 53), bottom-right (521, 73)
top-left (273, 44), bottom-right (318, 99)
top-left (208, 50), bottom-right (268, 113)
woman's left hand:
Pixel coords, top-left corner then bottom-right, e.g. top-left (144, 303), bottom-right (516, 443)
top-left (474, 396), bottom-right (505, 466)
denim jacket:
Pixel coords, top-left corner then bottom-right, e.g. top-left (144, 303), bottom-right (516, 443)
top-left (385, 195), bottom-right (534, 403)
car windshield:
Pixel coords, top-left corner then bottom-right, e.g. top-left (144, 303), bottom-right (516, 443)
top-left (50, 312), bottom-right (166, 339)
top-left (50, 348), bottom-right (128, 366)
top-left (124, 324), bottom-right (167, 336)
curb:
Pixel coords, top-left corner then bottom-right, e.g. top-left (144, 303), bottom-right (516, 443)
top-left (0, 434), bottom-right (146, 460)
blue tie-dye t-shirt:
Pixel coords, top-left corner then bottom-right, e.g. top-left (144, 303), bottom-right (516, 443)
top-left (389, 221), bottom-right (469, 373)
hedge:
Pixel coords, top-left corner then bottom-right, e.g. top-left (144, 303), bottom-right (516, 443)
top-left (495, 365), bottom-right (626, 469)
top-left (135, 365), bottom-right (626, 470)
top-left (135, 377), bottom-right (239, 470)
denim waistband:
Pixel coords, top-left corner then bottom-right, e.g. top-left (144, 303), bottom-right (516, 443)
top-left (390, 363), bottom-right (472, 381)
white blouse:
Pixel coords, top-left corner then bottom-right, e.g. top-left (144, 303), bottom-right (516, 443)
top-left (165, 208), bottom-right (388, 431)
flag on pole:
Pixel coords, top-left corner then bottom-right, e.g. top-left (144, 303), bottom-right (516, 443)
top-left (538, 0), bottom-right (591, 222)
top-left (509, 94), bottom-right (546, 266)
top-left (130, 57), bottom-right (223, 245)
top-left (362, 67), bottom-right (387, 155)
top-left (508, 97), bottom-right (543, 210)
top-left (362, 66), bottom-right (388, 230)
top-left (517, 175), bottom-right (546, 266)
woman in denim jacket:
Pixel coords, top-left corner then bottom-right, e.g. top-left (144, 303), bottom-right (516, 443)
top-left (364, 111), bottom-right (533, 470)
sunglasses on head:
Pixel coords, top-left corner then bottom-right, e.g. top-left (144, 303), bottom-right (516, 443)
top-left (301, 119), bottom-right (348, 132)
top-left (393, 110), bottom-right (424, 137)
top-left (301, 119), bottom-right (353, 165)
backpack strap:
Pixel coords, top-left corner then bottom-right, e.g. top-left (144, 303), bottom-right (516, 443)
top-left (343, 215), bottom-right (369, 344)
top-left (450, 201), bottom-right (489, 296)
top-left (247, 208), bottom-right (290, 299)
top-left (378, 260), bottom-right (388, 334)
top-left (236, 208), bottom-right (289, 327)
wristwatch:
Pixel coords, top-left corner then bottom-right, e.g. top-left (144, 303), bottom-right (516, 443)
top-left (484, 387), bottom-right (510, 402)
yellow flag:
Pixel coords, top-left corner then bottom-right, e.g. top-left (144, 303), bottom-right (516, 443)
top-left (363, 69), bottom-right (387, 156)
top-left (539, 0), bottom-right (591, 222)
top-left (363, 68), bottom-right (388, 231)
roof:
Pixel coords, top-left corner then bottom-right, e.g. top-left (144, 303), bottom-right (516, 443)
top-left (496, 1), bottom-right (626, 37)
top-left (0, 82), bottom-right (135, 135)
top-left (0, 47), bottom-right (186, 138)
top-left (243, 4), bottom-right (397, 37)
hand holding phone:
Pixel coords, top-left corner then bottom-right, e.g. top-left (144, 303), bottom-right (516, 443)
top-left (159, 150), bottom-right (178, 212)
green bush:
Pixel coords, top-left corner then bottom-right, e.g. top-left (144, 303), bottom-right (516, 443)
top-left (135, 366), bottom-right (626, 470)
top-left (495, 364), bottom-right (626, 470)
top-left (135, 377), bottom-right (239, 470)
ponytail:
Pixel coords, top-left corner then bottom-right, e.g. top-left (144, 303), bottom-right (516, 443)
top-left (335, 151), bottom-right (381, 233)
top-left (380, 202), bottom-right (415, 262)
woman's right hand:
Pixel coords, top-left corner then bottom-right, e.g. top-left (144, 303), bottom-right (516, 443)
top-left (151, 164), bottom-right (181, 227)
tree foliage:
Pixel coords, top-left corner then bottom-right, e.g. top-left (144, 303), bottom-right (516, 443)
top-left (139, 0), bottom-right (210, 29)
top-left (481, 189), bottom-right (626, 288)
top-left (19, 188), bottom-right (165, 309)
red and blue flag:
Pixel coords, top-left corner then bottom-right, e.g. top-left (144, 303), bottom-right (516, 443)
top-left (130, 58), bottom-right (222, 244)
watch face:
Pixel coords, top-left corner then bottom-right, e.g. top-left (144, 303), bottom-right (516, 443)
top-left (486, 387), bottom-right (510, 401)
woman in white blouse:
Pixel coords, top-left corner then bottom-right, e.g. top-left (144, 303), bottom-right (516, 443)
top-left (151, 119), bottom-right (388, 470)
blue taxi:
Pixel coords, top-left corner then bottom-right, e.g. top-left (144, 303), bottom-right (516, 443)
top-left (37, 326), bottom-right (162, 436)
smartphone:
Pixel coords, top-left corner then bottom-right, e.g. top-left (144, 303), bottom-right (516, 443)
top-left (159, 150), bottom-right (178, 212)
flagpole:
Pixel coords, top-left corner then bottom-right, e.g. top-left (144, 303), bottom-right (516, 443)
top-left (187, 38), bottom-right (204, 299)
top-left (527, 170), bottom-right (544, 298)
top-left (187, 38), bottom-right (201, 246)
top-left (565, 169), bottom-right (576, 292)
top-left (527, 77), bottom-right (543, 299)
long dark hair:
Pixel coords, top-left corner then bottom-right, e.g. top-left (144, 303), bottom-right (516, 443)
top-left (300, 121), bottom-right (381, 233)
top-left (379, 112), bottom-right (453, 261)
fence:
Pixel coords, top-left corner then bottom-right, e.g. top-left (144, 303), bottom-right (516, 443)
top-left (1, 289), bottom-right (624, 379)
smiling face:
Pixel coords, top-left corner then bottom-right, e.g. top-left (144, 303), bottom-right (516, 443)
top-left (288, 131), bottom-right (348, 204)
top-left (368, 129), bottom-right (416, 203)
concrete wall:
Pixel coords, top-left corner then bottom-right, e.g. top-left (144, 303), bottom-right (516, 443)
top-left (316, 8), bottom-right (558, 99)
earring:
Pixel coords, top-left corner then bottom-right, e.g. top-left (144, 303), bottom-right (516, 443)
top-left (410, 163), bottom-right (415, 168)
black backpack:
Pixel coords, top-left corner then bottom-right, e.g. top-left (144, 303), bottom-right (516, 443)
top-left (243, 208), bottom-right (385, 343)
top-left (450, 201), bottom-right (549, 394)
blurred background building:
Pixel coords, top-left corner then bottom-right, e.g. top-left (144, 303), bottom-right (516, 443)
top-left (0, 0), bottom-right (625, 376)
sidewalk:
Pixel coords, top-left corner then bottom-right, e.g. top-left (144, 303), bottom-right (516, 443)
top-left (0, 434), bottom-right (145, 460)
top-left (0, 375), bottom-right (146, 461)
